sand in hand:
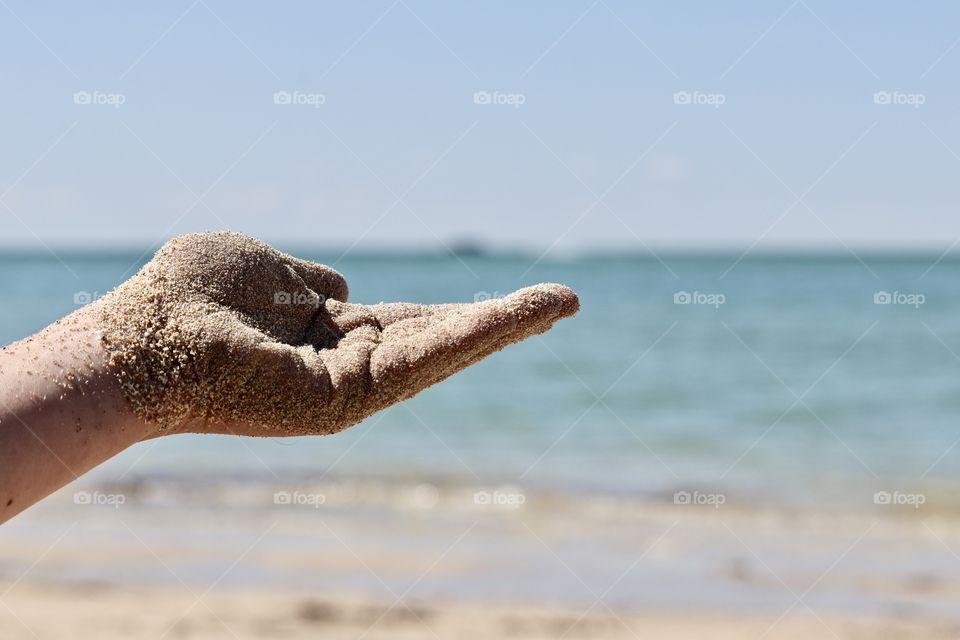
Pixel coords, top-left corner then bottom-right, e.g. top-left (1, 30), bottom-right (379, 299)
top-left (96, 232), bottom-right (579, 435)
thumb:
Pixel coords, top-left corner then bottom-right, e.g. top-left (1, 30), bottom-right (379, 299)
top-left (286, 256), bottom-right (349, 303)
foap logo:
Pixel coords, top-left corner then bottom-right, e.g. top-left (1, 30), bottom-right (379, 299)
top-left (874, 490), bottom-right (925, 509)
top-left (473, 487), bottom-right (526, 509)
top-left (274, 291), bottom-right (323, 308)
top-left (473, 90), bottom-right (526, 108)
top-left (673, 490), bottom-right (726, 509)
top-left (673, 90), bottom-right (725, 108)
top-left (873, 90), bottom-right (925, 108)
top-left (473, 290), bottom-right (503, 303)
top-left (73, 90), bottom-right (126, 108)
top-left (73, 490), bottom-right (126, 508)
top-left (73, 291), bottom-right (104, 306)
top-left (273, 90), bottom-right (326, 108)
top-left (673, 290), bottom-right (725, 308)
top-left (874, 291), bottom-right (925, 309)
top-left (273, 490), bottom-right (326, 508)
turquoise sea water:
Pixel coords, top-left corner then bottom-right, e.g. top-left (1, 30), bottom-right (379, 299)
top-left (2, 248), bottom-right (959, 513)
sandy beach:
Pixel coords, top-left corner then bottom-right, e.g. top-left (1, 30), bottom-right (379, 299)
top-left (4, 580), bottom-right (960, 639)
top-left (4, 475), bottom-right (960, 639)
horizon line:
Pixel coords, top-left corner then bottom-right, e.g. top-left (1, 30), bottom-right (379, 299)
top-left (1, 243), bottom-right (959, 261)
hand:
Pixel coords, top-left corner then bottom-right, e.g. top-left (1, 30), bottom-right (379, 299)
top-left (0, 231), bottom-right (577, 522)
top-left (96, 232), bottom-right (579, 437)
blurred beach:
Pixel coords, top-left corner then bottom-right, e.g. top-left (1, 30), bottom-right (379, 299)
top-left (3, 249), bottom-right (960, 638)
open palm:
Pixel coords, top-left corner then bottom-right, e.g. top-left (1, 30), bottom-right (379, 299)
top-left (97, 232), bottom-right (579, 436)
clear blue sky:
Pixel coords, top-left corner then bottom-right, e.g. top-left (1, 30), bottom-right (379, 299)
top-left (2, 1), bottom-right (959, 250)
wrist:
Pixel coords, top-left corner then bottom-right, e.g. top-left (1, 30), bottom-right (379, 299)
top-left (0, 305), bottom-right (154, 446)
top-left (0, 306), bottom-right (156, 522)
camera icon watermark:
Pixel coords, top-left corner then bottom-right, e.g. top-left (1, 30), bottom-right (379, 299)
top-left (473, 290), bottom-right (503, 303)
top-left (73, 490), bottom-right (126, 508)
top-left (873, 290), bottom-right (924, 309)
top-left (673, 290), bottom-right (725, 308)
top-left (73, 291), bottom-right (103, 305)
top-left (73, 90), bottom-right (126, 108)
top-left (673, 90), bottom-right (725, 108)
top-left (673, 490), bottom-right (726, 509)
top-left (273, 90), bottom-right (326, 108)
top-left (473, 90), bottom-right (526, 109)
top-left (473, 487), bottom-right (526, 509)
top-left (873, 490), bottom-right (925, 509)
top-left (273, 290), bottom-right (323, 308)
top-left (273, 490), bottom-right (326, 508)
top-left (873, 90), bottom-right (925, 108)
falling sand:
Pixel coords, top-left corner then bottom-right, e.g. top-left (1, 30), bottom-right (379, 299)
top-left (96, 232), bottom-right (579, 435)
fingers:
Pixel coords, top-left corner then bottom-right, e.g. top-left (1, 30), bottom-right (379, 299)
top-left (501, 282), bottom-right (579, 324)
top-left (286, 256), bottom-right (349, 303)
top-left (160, 232), bottom-right (349, 303)
top-left (329, 283), bottom-right (579, 329)
top-left (367, 283), bottom-right (579, 408)
top-left (210, 283), bottom-right (577, 436)
top-left (356, 301), bottom-right (462, 327)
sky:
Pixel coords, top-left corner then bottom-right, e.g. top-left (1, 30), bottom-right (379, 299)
top-left (1, 1), bottom-right (960, 251)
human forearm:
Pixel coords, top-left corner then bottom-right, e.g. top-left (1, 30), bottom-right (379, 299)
top-left (0, 307), bottom-right (149, 523)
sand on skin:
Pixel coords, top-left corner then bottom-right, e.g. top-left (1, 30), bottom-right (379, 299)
top-left (96, 231), bottom-right (579, 434)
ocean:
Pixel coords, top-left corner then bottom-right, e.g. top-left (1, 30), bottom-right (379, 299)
top-left (2, 248), bottom-right (959, 618)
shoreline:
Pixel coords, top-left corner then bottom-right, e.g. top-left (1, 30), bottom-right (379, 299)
top-left (4, 580), bottom-right (960, 639)
top-left (4, 481), bottom-right (960, 625)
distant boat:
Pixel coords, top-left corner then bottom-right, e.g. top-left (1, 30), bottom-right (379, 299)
top-left (448, 240), bottom-right (487, 257)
